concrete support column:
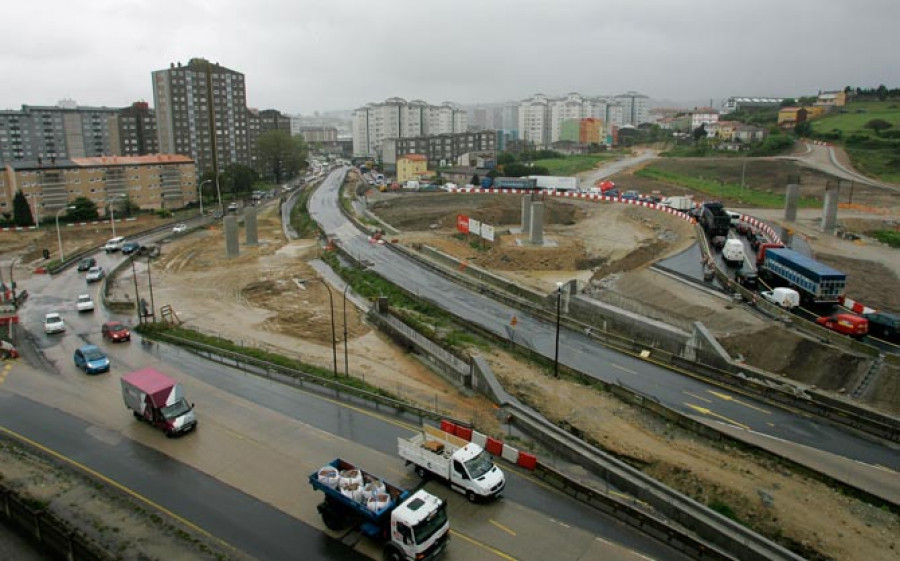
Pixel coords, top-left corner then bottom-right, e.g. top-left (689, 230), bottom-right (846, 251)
top-left (822, 183), bottom-right (840, 233)
top-left (521, 196), bottom-right (532, 235)
top-left (530, 201), bottom-right (544, 245)
top-left (784, 183), bottom-right (800, 222)
top-left (224, 216), bottom-right (239, 257)
top-left (245, 208), bottom-right (258, 246)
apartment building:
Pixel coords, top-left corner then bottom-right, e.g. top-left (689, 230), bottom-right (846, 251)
top-left (152, 58), bottom-right (251, 177)
top-left (1, 154), bottom-right (196, 220)
top-left (615, 91), bottom-right (650, 126)
top-left (0, 102), bottom-right (154, 164)
top-left (352, 98), bottom-right (468, 157)
top-left (396, 154), bottom-right (428, 183)
top-left (380, 130), bottom-right (495, 171)
top-left (518, 93), bottom-right (629, 147)
top-left (297, 126), bottom-right (339, 143)
top-left (690, 108), bottom-right (720, 130)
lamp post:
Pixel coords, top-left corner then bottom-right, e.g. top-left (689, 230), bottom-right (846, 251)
top-left (554, 281), bottom-right (563, 378)
top-left (8, 257), bottom-right (20, 304)
top-left (199, 179), bottom-right (212, 217)
top-left (107, 194), bottom-right (126, 238)
top-left (55, 205), bottom-right (76, 262)
top-left (342, 283), bottom-right (351, 376)
top-left (300, 277), bottom-right (338, 376)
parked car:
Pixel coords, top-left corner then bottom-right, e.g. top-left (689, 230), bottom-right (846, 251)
top-left (862, 312), bottom-right (900, 343)
top-left (86, 266), bottom-right (105, 283)
top-left (816, 314), bottom-right (868, 339)
top-left (76, 294), bottom-right (95, 312)
top-left (101, 321), bottom-right (131, 343)
top-left (121, 241), bottom-right (142, 255)
top-left (172, 223), bottom-right (187, 233)
top-left (43, 312), bottom-right (66, 334)
top-left (73, 344), bottom-right (110, 375)
top-left (761, 287), bottom-right (800, 310)
top-left (77, 257), bottom-right (97, 272)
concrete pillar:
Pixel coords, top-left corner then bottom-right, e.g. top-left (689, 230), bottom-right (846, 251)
top-left (784, 183), bottom-right (799, 222)
top-left (521, 196), bottom-right (532, 235)
top-left (224, 216), bottom-right (239, 257)
top-left (245, 207), bottom-right (258, 246)
top-left (822, 183), bottom-right (840, 232)
top-left (530, 201), bottom-right (544, 245)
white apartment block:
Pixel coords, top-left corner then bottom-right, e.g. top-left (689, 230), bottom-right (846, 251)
top-left (615, 91), bottom-right (650, 126)
top-left (352, 98), bottom-right (467, 157)
top-left (518, 94), bottom-right (550, 147)
top-left (690, 108), bottom-right (720, 130)
top-left (518, 93), bottom-right (634, 147)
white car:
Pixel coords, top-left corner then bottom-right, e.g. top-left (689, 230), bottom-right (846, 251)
top-left (76, 294), bottom-right (95, 312)
top-left (173, 223), bottom-right (187, 233)
top-left (43, 313), bottom-right (66, 334)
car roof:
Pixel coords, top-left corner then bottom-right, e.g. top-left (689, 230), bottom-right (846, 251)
top-left (104, 321), bottom-right (126, 328)
top-left (45, 312), bottom-right (62, 319)
top-left (78, 293), bottom-right (91, 299)
top-left (78, 344), bottom-right (102, 353)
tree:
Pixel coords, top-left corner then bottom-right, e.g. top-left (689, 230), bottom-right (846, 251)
top-left (794, 122), bottom-right (812, 137)
top-left (471, 174), bottom-right (480, 186)
top-left (256, 130), bottom-right (308, 183)
top-left (779, 98), bottom-right (797, 107)
top-left (67, 197), bottom-right (99, 222)
top-left (223, 164), bottom-right (258, 195)
top-left (692, 123), bottom-right (708, 142)
top-left (496, 152), bottom-right (516, 166)
top-left (12, 190), bottom-right (34, 227)
top-left (121, 193), bottom-right (141, 216)
top-left (864, 119), bottom-right (893, 133)
top-left (503, 163), bottom-right (534, 177)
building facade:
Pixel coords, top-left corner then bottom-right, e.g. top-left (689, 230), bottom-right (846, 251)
top-left (396, 154), bottom-right (427, 183)
top-left (517, 92), bottom-right (634, 147)
top-left (721, 97), bottom-right (784, 114)
top-left (615, 91), bottom-right (649, 126)
top-left (381, 130), bottom-right (496, 171)
top-left (298, 126), bottom-right (339, 143)
top-left (116, 101), bottom-right (159, 156)
top-left (1, 154), bottom-right (196, 220)
top-left (352, 98), bottom-right (468, 157)
top-left (152, 58), bottom-right (251, 177)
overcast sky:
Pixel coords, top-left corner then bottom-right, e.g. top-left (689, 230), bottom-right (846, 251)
top-left (2, 0), bottom-right (898, 114)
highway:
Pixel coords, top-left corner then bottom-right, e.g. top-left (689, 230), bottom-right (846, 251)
top-left (2, 241), bottom-right (688, 560)
top-left (311, 168), bottom-right (900, 479)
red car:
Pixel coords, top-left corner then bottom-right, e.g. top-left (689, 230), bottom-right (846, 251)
top-left (816, 314), bottom-right (868, 339)
top-left (101, 321), bottom-right (131, 343)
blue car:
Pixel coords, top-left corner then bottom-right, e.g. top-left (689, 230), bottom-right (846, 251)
top-left (74, 344), bottom-right (110, 375)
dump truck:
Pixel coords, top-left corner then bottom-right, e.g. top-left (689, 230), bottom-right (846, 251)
top-left (700, 202), bottom-right (732, 237)
top-left (309, 458), bottom-right (450, 561)
top-left (121, 367), bottom-right (197, 437)
top-left (398, 425), bottom-right (505, 502)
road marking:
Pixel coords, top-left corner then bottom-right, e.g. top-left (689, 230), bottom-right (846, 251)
top-left (0, 425), bottom-right (241, 555)
top-left (611, 363), bottom-right (636, 375)
top-left (683, 391), bottom-right (712, 403)
top-left (550, 518), bottom-right (570, 529)
top-left (707, 390), bottom-right (771, 414)
top-left (767, 422), bottom-right (775, 428)
top-left (0, 363), bottom-right (11, 385)
top-left (684, 403), bottom-right (751, 430)
top-left (451, 529), bottom-right (519, 560)
top-left (490, 519), bottom-right (517, 536)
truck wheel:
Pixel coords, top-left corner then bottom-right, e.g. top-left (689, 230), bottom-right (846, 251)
top-left (466, 490), bottom-right (476, 503)
top-left (383, 546), bottom-right (403, 561)
top-left (319, 505), bottom-right (344, 531)
top-left (415, 465), bottom-right (428, 479)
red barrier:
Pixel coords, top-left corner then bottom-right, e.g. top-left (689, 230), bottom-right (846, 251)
top-left (517, 452), bottom-right (537, 471)
top-left (440, 420), bottom-right (456, 434)
top-left (485, 437), bottom-right (503, 455)
top-left (455, 426), bottom-right (473, 441)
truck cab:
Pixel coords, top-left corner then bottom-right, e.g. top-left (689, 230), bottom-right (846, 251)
top-left (388, 490), bottom-right (450, 561)
top-left (449, 443), bottom-right (505, 500)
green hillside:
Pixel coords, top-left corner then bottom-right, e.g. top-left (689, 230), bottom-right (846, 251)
top-left (810, 101), bottom-right (900, 183)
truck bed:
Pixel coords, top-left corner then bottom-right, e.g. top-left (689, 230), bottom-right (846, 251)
top-left (309, 458), bottom-right (408, 524)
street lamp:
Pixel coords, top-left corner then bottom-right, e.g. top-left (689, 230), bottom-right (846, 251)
top-left (554, 281), bottom-right (563, 378)
top-left (342, 283), bottom-right (351, 376)
top-left (198, 179), bottom-right (212, 217)
top-left (55, 205), bottom-right (77, 262)
top-left (299, 277), bottom-right (338, 376)
top-left (107, 194), bottom-right (127, 238)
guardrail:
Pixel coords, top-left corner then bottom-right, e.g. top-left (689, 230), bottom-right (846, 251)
top-left (0, 481), bottom-right (112, 561)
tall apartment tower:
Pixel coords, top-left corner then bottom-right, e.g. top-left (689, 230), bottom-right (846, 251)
top-left (352, 98), bottom-right (468, 158)
top-left (152, 58), bottom-right (250, 176)
top-left (116, 101), bottom-right (158, 156)
top-left (615, 91), bottom-right (650, 126)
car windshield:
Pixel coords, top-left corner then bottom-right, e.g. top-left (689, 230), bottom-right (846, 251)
top-left (464, 451), bottom-right (494, 479)
top-left (78, 296), bottom-right (91, 302)
top-left (161, 398), bottom-right (192, 420)
top-left (83, 348), bottom-right (105, 361)
top-left (109, 324), bottom-right (126, 333)
top-left (46, 315), bottom-right (61, 323)
top-left (412, 502), bottom-right (448, 545)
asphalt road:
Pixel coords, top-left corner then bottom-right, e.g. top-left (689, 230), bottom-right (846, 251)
top-left (311, 168), bottom-right (900, 480)
top-left (2, 244), bottom-right (687, 560)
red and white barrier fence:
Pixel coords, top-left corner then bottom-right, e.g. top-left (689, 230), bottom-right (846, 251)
top-left (839, 296), bottom-right (877, 315)
top-left (440, 419), bottom-right (537, 470)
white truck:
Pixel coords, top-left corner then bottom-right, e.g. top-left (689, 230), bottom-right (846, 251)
top-left (398, 425), bottom-right (505, 502)
top-left (659, 195), bottom-right (694, 212)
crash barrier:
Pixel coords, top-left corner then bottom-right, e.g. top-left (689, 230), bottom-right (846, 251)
top-left (0, 482), bottom-right (112, 561)
top-left (142, 329), bottom-right (469, 429)
top-left (506, 402), bottom-right (804, 561)
top-left (439, 419), bottom-right (538, 470)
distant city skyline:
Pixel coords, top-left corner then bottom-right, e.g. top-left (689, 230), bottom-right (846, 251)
top-left (2, 1), bottom-right (898, 115)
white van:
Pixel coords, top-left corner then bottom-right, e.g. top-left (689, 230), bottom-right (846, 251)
top-left (103, 236), bottom-right (126, 253)
top-left (762, 287), bottom-right (800, 310)
top-left (722, 239), bottom-right (746, 266)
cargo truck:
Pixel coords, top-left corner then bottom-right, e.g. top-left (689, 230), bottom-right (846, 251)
top-left (700, 202), bottom-right (731, 237)
top-left (528, 175), bottom-right (579, 192)
top-left (121, 368), bottom-right (197, 437)
top-left (756, 244), bottom-right (846, 304)
top-left (659, 195), bottom-right (694, 212)
top-left (309, 458), bottom-right (450, 561)
top-left (398, 425), bottom-right (505, 502)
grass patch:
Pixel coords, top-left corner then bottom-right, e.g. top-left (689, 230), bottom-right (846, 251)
top-left (532, 154), bottom-right (617, 176)
top-left (844, 148), bottom-right (900, 184)
top-left (870, 230), bottom-right (900, 248)
top-left (634, 167), bottom-right (821, 208)
top-left (290, 186), bottom-right (318, 238)
top-left (811, 101), bottom-right (900, 136)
